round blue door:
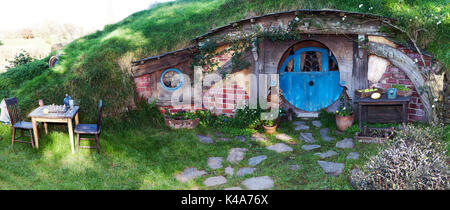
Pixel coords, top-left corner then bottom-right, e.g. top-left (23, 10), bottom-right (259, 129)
top-left (279, 47), bottom-right (342, 112)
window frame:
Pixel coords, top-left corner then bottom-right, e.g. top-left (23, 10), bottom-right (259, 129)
top-left (160, 68), bottom-right (184, 91)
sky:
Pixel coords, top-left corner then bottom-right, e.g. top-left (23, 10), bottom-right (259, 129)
top-left (0, 0), bottom-right (174, 31)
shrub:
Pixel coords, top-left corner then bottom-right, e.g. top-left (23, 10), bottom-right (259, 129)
top-left (351, 124), bottom-right (449, 190)
top-left (0, 60), bottom-right (48, 90)
top-left (5, 49), bottom-right (35, 70)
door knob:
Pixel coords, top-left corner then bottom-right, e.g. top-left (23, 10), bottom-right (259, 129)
top-left (309, 81), bottom-right (314, 86)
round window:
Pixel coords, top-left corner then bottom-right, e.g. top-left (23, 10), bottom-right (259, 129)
top-left (160, 68), bottom-right (183, 91)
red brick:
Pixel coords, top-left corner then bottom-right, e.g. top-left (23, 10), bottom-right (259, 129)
top-left (393, 73), bottom-right (405, 79)
top-left (222, 109), bottom-right (234, 114)
top-left (386, 79), bottom-right (398, 84)
top-left (382, 73), bottom-right (392, 78)
top-left (407, 109), bottom-right (417, 114)
top-left (408, 114), bottom-right (425, 122)
top-left (236, 90), bottom-right (247, 94)
top-left (399, 80), bottom-right (413, 85)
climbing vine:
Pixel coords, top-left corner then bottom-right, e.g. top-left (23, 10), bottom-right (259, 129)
top-left (191, 16), bottom-right (308, 74)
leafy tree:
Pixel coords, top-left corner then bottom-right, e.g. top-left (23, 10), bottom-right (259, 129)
top-left (5, 49), bottom-right (35, 70)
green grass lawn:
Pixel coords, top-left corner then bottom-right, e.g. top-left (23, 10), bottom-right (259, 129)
top-left (0, 114), bottom-right (383, 190)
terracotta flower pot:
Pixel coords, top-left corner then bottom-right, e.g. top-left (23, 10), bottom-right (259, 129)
top-left (263, 124), bottom-right (277, 135)
top-left (336, 114), bottom-right (354, 131)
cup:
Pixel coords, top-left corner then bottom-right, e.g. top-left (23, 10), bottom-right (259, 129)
top-left (39, 99), bottom-right (44, 107)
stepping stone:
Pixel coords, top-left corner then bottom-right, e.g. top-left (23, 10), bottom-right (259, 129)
top-left (292, 121), bottom-right (306, 126)
top-left (299, 133), bottom-right (315, 143)
top-left (347, 152), bottom-right (360, 160)
top-left (236, 167), bottom-right (256, 176)
top-left (203, 176), bottom-right (227, 187)
top-left (295, 125), bottom-right (310, 131)
top-left (175, 167), bottom-right (207, 183)
top-left (227, 148), bottom-right (248, 164)
top-left (216, 137), bottom-right (230, 142)
top-left (320, 128), bottom-right (335, 142)
top-left (197, 135), bottom-right (213, 144)
top-left (314, 150), bottom-right (338, 159)
top-left (213, 132), bottom-right (224, 136)
top-left (266, 143), bottom-right (293, 153)
top-left (251, 133), bottom-right (268, 142)
top-left (248, 155), bottom-right (267, 166)
top-left (234, 135), bottom-right (246, 142)
top-left (301, 144), bottom-right (321, 151)
top-left (225, 167), bottom-right (234, 176)
top-left (242, 176), bottom-right (274, 190)
top-left (275, 133), bottom-right (293, 141)
top-left (312, 120), bottom-right (322, 127)
top-left (225, 187), bottom-right (242, 190)
top-left (208, 157), bottom-right (223, 169)
top-left (317, 161), bottom-right (345, 177)
top-left (336, 138), bottom-right (354, 149)
top-left (289, 164), bottom-right (301, 170)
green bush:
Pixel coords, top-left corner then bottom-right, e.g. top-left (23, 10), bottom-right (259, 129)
top-left (5, 50), bottom-right (35, 70)
top-left (351, 124), bottom-right (449, 190)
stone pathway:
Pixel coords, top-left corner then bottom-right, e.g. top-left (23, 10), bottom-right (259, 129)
top-left (266, 143), bottom-right (293, 153)
top-left (242, 176), bottom-right (274, 190)
top-left (248, 155), bottom-right (267, 166)
top-left (317, 161), bottom-right (345, 177)
top-left (314, 150), bottom-right (338, 159)
top-left (299, 133), bottom-right (315, 143)
top-left (289, 164), bottom-right (301, 170)
top-left (346, 152), bottom-right (360, 160)
top-left (182, 121), bottom-right (362, 189)
top-left (225, 187), bottom-right (242, 190)
top-left (175, 167), bottom-right (207, 183)
top-left (197, 135), bottom-right (213, 144)
top-left (251, 133), bottom-right (268, 142)
top-left (227, 148), bottom-right (248, 164)
top-left (312, 120), bottom-right (322, 127)
top-left (225, 167), bottom-right (234, 176)
top-left (336, 138), bottom-right (354, 149)
top-left (234, 135), bottom-right (247, 142)
top-left (208, 157), bottom-right (223, 169)
top-left (203, 176), bottom-right (227, 186)
top-left (320, 128), bottom-right (335, 142)
top-left (301, 144), bottom-right (321, 150)
top-left (236, 167), bottom-right (256, 176)
top-left (275, 133), bottom-right (293, 141)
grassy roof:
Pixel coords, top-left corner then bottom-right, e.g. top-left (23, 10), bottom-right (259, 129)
top-left (1, 0), bottom-right (448, 121)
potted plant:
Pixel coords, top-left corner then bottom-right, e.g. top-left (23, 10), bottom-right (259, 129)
top-left (335, 96), bottom-right (354, 131)
top-left (262, 119), bottom-right (277, 134)
top-left (164, 108), bottom-right (200, 129)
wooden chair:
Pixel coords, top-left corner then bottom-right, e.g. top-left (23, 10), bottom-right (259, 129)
top-left (5, 97), bottom-right (39, 147)
top-left (75, 100), bottom-right (102, 154)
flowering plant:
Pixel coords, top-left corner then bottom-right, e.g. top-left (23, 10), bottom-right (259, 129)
top-left (336, 96), bottom-right (353, 117)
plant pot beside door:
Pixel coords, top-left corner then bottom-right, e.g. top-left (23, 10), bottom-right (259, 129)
top-left (262, 120), bottom-right (277, 135)
top-left (335, 96), bottom-right (354, 131)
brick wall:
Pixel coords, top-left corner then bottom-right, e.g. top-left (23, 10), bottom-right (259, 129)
top-left (202, 82), bottom-right (249, 115)
top-left (153, 82), bottom-right (249, 115)
top-left (375, 65), bottom-right (425, 122)
top-left (372, 47), bottom-right (433, 122)
top-left (134, 74), bottom-right (151, 99)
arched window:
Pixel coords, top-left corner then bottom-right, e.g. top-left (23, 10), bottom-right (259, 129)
top-left (160, 68), bottom-right (183, 91)
top-left (280, 47), bottom-right (339, 73)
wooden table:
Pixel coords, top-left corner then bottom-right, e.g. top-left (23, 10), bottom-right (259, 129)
top-left (353, 95), bottom-right (410, 130)
top-left (28, 106), bottom-right (79, 154)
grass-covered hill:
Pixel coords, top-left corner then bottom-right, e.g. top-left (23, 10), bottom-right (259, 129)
top-left (1, 0), bottom-right (448, 121)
